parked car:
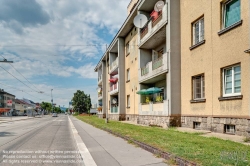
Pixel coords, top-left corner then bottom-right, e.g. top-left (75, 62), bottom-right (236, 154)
top-left (52, 113), bottom-right (57, 117)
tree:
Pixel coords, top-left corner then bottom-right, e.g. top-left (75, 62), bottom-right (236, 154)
top-left (40, 102), bottom-right (52, 112)
top-left (72, 90), bottom-right (92, 114)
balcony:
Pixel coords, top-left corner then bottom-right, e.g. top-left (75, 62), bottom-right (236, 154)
top-left (139, 100), bottom-right (169, 116)
top-left (110, 57), bottom-right (119, 73)
top-left (98, 93), bottom-right (103, 100)
top-left (111, 106), bottom-right (119, 113)
top-left (139, 4), bottom-right (167, 46)
top-left (110, 82), bottom-right (119, 95)
top-left (139, 53), bottom-right (168, 83)
top-left (98, 74), bottom-right (102, 85)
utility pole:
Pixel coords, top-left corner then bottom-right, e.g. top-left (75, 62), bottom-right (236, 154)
top-left (105, 44), bottom-right (109, 123)
top-left (51, 89), bottom-right (53, 113)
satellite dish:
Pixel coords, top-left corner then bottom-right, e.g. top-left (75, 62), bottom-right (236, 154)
top-left (112, 98), bottom-right (117, 104)
top-left (133, 14), bottom-right (148, 28)
top-left (154, 1), bottom-right (164, 12)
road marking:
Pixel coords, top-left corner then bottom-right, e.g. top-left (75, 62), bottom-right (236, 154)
top-left (68, 116), bottom-right (97, 166)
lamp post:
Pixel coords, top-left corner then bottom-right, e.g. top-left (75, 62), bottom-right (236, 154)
top-left (51, 89), bottom-right (53, 113)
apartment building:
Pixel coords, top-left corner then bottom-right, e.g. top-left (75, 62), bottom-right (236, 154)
top-left (95, 0), bottom-right (181, 126)
top-left (0, 89), bottom-right (15, 116)
top-left (181, 0), bottom-right (250, 136)
top-left (136, 0), bottom-right (181, 127)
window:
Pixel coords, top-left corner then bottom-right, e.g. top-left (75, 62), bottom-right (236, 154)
top-left (126, 42), bottom-right (130, 55)
top-left (223, 0), bottom-right (240, 28)
top-left (127, 68), bottom-right (130, 81)
top-left (192, 75), bottom-right (205, 99)
top-left (223, 65), bottom-right (241, 96)
top-left (193, 122), bottom-right (201, 129)
top-left (193, 18), bottom-right (204, 45)
top-left (224, 124), bottom-right (235, 134)
top-left (127, 95), bottom-right (130, 107)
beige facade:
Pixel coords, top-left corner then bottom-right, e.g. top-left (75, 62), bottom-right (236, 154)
top-left (127, 0), bottom-right (139, 15)
top-left (95, 0), bottom-right (181, 127)
top-left (125, 27), bottom-right (139, 120)
top-left (181, 0), bottom-right (250, 136)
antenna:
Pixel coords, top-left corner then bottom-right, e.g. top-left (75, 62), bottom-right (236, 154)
top-left (133, 14), bottom-right (148, 28)
top-left (154, 1), bottom-right (164, 12)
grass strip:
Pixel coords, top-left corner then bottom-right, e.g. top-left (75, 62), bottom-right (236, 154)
top-left (76, 116), bottom-right (250, 166)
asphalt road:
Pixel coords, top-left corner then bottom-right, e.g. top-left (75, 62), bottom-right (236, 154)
top-left (0, 115), bottom-right (84, 166)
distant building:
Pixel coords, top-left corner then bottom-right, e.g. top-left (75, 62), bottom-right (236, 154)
top-left (0, 89), bottom-right (15, 116)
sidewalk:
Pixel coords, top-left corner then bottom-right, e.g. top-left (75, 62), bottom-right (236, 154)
top-left (0, 116), bottom-right (34, 124)
top-left (121, 121), bottom-right (250, 146)
top-left (70, 116), bottom-right (167, 166)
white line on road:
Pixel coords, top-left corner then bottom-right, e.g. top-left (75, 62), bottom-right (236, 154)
top-left (68, 116), bottom-right (97, 166)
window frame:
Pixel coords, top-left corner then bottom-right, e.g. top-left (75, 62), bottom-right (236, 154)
top-left (127, 95), bottom-right (130, 108)
top-left (222, 65), bottom-right (241, 97)
top-left (126, 42), bottom-right (130, 55)
top-left (192, 74), bottom-right (205, 100)
top-left (192, 17), bottom-right (204, 45)
top-left (222, 0), bottom-right (241, 29)
top-left (127, 68), bottom-right (130, 81)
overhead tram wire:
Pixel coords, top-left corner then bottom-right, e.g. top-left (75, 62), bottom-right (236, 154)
top-left (0, 65), bottom-right (40, 93)
top-left (0, 82), bottom-right (42, 100)
top-left (0, 55), bottom-right (43, 93)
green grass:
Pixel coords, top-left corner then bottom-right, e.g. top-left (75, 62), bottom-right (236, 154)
top-left (76, 116), bottom-right (250, 166)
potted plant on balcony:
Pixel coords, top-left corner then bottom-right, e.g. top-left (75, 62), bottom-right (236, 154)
top-left (145, 96), bottom-right (152, 104)
top-left (97, 107), bottom-right (102, 112)
top-left (155, 95), bottom-right (163, 103)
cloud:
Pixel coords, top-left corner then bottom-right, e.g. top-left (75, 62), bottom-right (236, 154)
top-left (0, 0), bottom-right (50, 26)
top-left (0, 0), bottom-right (130, 106)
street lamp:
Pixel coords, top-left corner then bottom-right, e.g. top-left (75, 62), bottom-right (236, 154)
top-left (51, 89), bottom-right (53, 113)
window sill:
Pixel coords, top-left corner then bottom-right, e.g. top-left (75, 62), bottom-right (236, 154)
top-left (126, 52), bottom-right (130, 57)
top-left (126, 107), bottom-right (130, 109)
top-left (218, 20), bottom-right (243, 36)
top-left (126, 80), bottom-right (130, 83)
top-left (189, 40), bottom-right (206, 50)
top-left (244, 49), bottom-right (250, 53)
top-left (218, 95), bottom-right (243, 101)
top-left (190, 99), bottom-right (206, 103)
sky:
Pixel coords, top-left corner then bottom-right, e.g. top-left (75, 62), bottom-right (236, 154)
top-left (0, 0), bottom-right (130, 108)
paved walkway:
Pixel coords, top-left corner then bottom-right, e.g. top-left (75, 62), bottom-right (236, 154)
top-left (70, 116), bottom-right (167, 166)
top-left (121, 121), bottom-right (250, 146)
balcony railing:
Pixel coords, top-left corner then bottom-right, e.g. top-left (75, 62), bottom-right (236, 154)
top-left (152, 56), bottom-right (163, 70)
top-left (110, 82), bottom-right (118, 92)
top-left (111, 107), bottom-right (118, 113)
top-left (141, 65), bottom-right (149, 76)
top-left (139, 4), bottom-right (167, 42)
top-left (98, 75), bottom-right (102, 82)
top-left (140, 25), bottom-right (149, 39)
top-left (152, 12), bottom-right (162, 28)
top-left (110, 58), bottom-right (118, 72)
